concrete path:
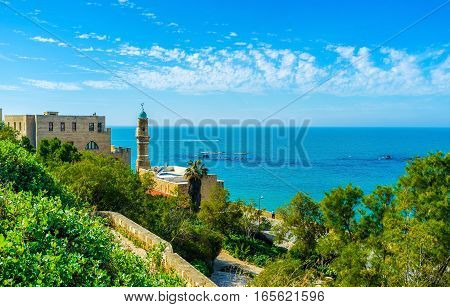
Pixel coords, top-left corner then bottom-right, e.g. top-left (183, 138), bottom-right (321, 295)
top-left (210, 250), bottom-right (263, 287)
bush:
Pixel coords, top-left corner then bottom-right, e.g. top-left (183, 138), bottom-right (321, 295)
top-left (37, 138), bottom-right (81, 167)
top-left (252, 257), bottom-right (332, 287)
top-left (52, 152), bottom-right (147, 214)
top-left (265, 152), bottom-right (449, 287)
top-left (0, 140), bottom-right (73, 204)
top-left (0, 187), bottom-right (184, 286)
top-left (191, 260), bottom-right (211, 276)
top-left (224, 233), bottom-right (286, 267)
top-left (0, 122), bottom-right (34, 153)
top-left (172, 221), bottom-right (223, 265)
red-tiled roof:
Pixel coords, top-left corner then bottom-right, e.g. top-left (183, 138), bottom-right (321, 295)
top-left (147, 189), bottom-right (171, 197)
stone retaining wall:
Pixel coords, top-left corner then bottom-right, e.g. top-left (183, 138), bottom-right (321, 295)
top-left (97, 211), bottom-right (217, 287)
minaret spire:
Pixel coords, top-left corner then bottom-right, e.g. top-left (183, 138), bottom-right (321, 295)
top-left (136, 104), bottom-right (150, 172)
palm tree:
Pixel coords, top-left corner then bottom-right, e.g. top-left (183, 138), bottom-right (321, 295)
top-left (184, 160), bottom-right (208, 211)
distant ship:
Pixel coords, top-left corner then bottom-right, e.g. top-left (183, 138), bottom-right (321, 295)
top-left (199, 151), bottom-right (248, 160)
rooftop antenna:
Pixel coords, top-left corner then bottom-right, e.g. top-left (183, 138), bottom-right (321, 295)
top-left (141, 103), bottom-right (144, 111)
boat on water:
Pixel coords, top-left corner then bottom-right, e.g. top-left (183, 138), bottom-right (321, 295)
top-left (199, 151), bottom-right (249, 160)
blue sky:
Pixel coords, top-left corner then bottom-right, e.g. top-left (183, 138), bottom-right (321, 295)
top-left (0, 0), bottom-right (449, 126)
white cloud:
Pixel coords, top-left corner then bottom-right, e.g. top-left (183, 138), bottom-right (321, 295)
top-left (229, 32), bottom-right (238, 37)
top-left (430, 55), bottom-right (450, 93)
top-left (83, 80), bottom-right (128, 89)
top-left (30, 36), bottom-right (57, 43)
top-left (0, 85), bottom-right (20, 91)
top-left (76, 34), bottom-right (90, 39)
top-left (22, 79), bottom-right (82, 91)
top-left (167, 22), bottom-right (178, 27)
top-left (110, 43), bottom-right (449, 95)
top-left (118, 43), bottom-right (143, 56)
top-left (17, 55), bottom-right (46, 61)
top-left (69, 64), bottom-right (107, 74)
top-left (142, 12), bottom-right (156, 19)
top-left (76, 33), bottom-right (107, 40)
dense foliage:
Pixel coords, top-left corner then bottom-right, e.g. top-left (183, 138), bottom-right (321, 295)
top-left (51, 152), bottom-right (223, 271)
top-left (37, 137), bottom-right (81, 167)
top-left (254, 152), bottom-right (449, 287)
top-left (52, 152), bottom-right (147, 214)
top-left (0, 140), bottom-right (184, 287)
top-left (2, 128), bottom-right (446, 287)
top-left (199, 186), bottom-right (287, 267)
top-left (0, 121), bottom-right (35, 153)
top-left (0, 140), bottom-right (73, 204)
top-left (224, 233), bottom-right (286, 267)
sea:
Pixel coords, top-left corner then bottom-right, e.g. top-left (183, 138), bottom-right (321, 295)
top-left (111, 127), bottom-right (450, 211)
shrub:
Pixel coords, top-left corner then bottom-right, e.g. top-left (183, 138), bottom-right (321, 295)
top-left (52, 152), bottom-right (147, 214)
top-left (224, 233), bottom-right (286, 267)
top-left (191, 260), bottom-right (211, 276)
top-left (37, 138), bottom-right (81, 167)
top-left (0, 140), bottom-right (73, 204)
top-left (0, 187), bottom-right (184, 287)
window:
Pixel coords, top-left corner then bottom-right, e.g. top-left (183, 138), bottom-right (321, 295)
top-left (72, 122), bottom-right (77, 132)
top-left (49, 122), bottom-right (53, 132)
top-left (60, 122), bottom-right (65, 132)
top-left (14, 122), bottom-right (16, 130)
top-left (85, 141), bottom-right (99, 150)
top-left (98, 122), bottom-right (103, 133)
top-left (89, 123), bottom-right (94, 132)
top-left (19, 122), bottom-right (22, 131)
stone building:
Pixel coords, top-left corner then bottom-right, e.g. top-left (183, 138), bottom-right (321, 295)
top-left (3, 110), bottom-right (131, 165)
top-left (135, 105), bottom-right (224, 203)
top-left (136, 104), bottom-right (151, 172)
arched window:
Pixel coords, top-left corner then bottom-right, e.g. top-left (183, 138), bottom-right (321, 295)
top-left (85, 141), bottom-right (99, 150)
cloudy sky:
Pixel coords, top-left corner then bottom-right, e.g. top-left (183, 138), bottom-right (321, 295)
top-left (0, 0), bottom-right (449, 126)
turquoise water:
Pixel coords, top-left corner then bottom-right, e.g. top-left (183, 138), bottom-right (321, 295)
top-left (111, 127), bottom-right (450, 211)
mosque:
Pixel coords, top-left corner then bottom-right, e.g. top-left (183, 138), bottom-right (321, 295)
top-left (135, 105), bottom-right (224, 202)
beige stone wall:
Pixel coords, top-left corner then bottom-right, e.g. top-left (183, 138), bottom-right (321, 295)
top-left (4, 113), bottom-right (112, 154)
top-left (97, 211), bottom-right (217, 287)
top-left (111, 146), bottom-right (131, 166)
top-left (35, 114), bottom-right (111, 155)
top-left (152, 174), bottom-right (223, 202)
top-left (4, 115), bottom-right (36, 146)
top-left (201, 175), bottom-right (224, 201)
top-left (153, 178), bottom-right (187, 196)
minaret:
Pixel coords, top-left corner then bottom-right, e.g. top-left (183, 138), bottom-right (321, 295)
top-left (136, 103), bottom-right (150, 172)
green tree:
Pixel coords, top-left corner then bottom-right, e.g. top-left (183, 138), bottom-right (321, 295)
top-left (37, 137), bottom-right (81, 167)
top-left (320, 184), bottom-right (363, 241)
top-left (19, 135), bottom-right (35, 153)
top-left (256, 153), bottom-right (448, 287)
top-left (52, 152), bottom-right (147, 215)
top-left (0, 187), bottom-right (184, 287)
top-left (0, 141), bottom-right (184, 286)
top-left (184, 160), bottom-right (208, 211)
top-left (0, 140), bottom-right (72, 203)
top-left (274, 192), bottom-right (325, 259)
top-left (198, 187), bottom-right (243, 234)
top-left (382, 152), bottom-right (449, 286)
top-left (0, 121), bottom-right (34, 153)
